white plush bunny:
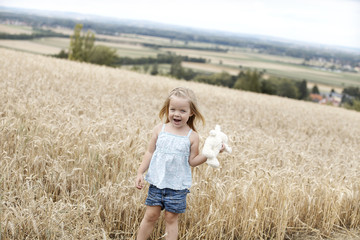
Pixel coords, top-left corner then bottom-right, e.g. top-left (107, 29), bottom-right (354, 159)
top-left (202, 125), bottom-right (232, 168)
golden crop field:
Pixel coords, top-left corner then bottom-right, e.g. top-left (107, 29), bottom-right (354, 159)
top-left (1, 48), bottom-right (360, 239)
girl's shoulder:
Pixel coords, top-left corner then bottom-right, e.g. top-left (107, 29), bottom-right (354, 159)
top-left (189, 130), bottom-right (199, 144)
top-left (152, 123), bottom-right (163, 135)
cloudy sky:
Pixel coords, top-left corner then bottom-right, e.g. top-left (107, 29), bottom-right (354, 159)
top-left (1, 0), bottom-right (359, 49)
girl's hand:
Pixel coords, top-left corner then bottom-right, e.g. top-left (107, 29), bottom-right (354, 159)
top-left (135, 174), bottom-right (144, 189)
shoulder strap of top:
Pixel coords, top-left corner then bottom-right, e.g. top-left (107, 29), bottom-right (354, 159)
top-left (187, 128), bottom-right (193, 137)
top-left (161, 124), bottom-right (166, 132)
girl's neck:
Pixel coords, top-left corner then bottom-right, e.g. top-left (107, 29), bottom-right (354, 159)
top-left (165, 123), bottom-right (191, 136)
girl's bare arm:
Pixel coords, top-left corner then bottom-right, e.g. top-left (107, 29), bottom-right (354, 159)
top-left (188, 132), bottom-right (207, 167)
top-left (135, 124), bottom-right (161, 189)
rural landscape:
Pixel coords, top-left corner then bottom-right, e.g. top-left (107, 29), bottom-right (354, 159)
top-left (1, 7), bottom-right (360, 240)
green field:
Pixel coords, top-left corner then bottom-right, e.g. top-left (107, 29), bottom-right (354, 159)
top-left (167, 47), bottom-right (360, 89)
top-left (1, 24), bottom-right (359, 90)
top-left (0, 23), bottom-right (33, 34)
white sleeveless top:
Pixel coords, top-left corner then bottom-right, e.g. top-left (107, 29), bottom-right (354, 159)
top-left (145, 124), bottom-right (192, 190)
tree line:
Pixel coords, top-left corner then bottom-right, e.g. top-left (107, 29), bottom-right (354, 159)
top-left (1, 11), bottom-right (359, 67)
top-left (342, 87), bottom-right (360, 111)
top-left (149, 55), bottom-right (360, 111)
top-left (55, 23), bottom-right (360, 112)
top-left (57, 24), bottom-right (309, 101)
top-left (114, 54), bottom-right (206, 66)
top-left (181, 69), bottom-right (311, 100)
top-left (142, 43), bottom-right (228, 53)
top-left (0, 28), bottom-right (67, 39)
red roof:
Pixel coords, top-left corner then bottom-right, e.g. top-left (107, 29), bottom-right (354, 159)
top-left (310, 94), bottom-right (323, 101)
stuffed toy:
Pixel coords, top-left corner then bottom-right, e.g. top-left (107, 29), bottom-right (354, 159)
top-left (202, 125), bottom-right (232, 168)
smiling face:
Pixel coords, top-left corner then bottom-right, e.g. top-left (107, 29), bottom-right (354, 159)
top-left (168, 96), bottom-right (193, 129)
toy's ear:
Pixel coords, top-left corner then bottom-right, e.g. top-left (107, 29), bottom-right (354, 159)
top-left (215, 125), bottom-right (221, 132)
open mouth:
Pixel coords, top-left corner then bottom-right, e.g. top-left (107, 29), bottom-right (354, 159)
top-left (174, 119), bottom-right (181, 123)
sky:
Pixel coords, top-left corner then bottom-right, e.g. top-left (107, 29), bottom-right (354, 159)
top-left (1, 0), bottom-right (360, 49)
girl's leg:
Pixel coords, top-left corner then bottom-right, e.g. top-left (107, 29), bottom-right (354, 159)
top-left (164, 211), bottom-right (179, 240)
top-left (137, 206), bottom-right (161, 240)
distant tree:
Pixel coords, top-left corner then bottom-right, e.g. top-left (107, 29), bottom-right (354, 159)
top-left (249, 70), bottom-right (261, 92)
top-left (69, 23), bottom-right (96, 62)
top-left (297, 79), bottom-right (309, 99)
top-left (344, 99), bottom-right (360, 112)
top-left (277, 79), bottom-right (298, 98)
top-left (182, 69), bottom-right (197, 81)
top-left (233, 72), bottom-right (248, 90)
top-left (143, 64), bottom-right (150, 73)
top-left (53, 49), bottom-right (68, 59)
top-left (150, 63), bottom-right (159, 75)
top-left (193, 71), bottom-right (231, 86)
top-left (342, 86), bottom-right (360, 99)
top-left (311, 85), bottom-right (320, 94)
top-left (69, 24), bottom-right (84, 61)
top-left (88, 45), bottom-right (117, 66)
top-left (342, 86), bottom-right (360, 106)
top-left (352, 100), bottom-right (360, 111)
top-left (233, 69), bottom-right (261, 92)
top-left (170, 57), bottom-right (184, 79)
top-left (210, 72), bottom-right (232, 87)
top-left (261, 79), bottom-right (277, 95)
top-left (82, 30), bottom-right (95, 61)
top-left (68, 23), bottom-right (116, 66)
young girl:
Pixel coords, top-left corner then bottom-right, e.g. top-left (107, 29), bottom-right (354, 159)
top-left (135, 87), bottom-right (214, 240)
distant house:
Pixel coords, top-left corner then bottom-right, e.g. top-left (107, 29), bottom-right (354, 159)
top-left (309, 93), bottom-right (323, 103)
top-left (319, 92), bottom-right (343, 107)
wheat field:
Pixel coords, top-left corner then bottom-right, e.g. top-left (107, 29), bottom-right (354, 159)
top-left (1, 48), bottom-right (360, 239)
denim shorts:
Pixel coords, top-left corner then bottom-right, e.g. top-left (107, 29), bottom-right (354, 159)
top-left (145, 184), bottom-right (190, 213)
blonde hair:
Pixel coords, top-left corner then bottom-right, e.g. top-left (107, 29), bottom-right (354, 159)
top-left (159, 87), bottom-right (205, 132)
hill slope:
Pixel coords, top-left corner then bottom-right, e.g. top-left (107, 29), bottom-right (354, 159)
top-left (1, 48), bottom-right (360, 239)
